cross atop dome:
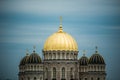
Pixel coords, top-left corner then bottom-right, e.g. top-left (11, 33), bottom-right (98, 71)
top-left (26, 49), bottom-right (29, 56)
top-left (33, 45), bottom-right (36, 52)
top-left (58, 16), bottom-right (63, 32)
top-left (95, 46), bottom-right (98, 53)
top-left (43, 16), bottom-right (78, 51)
top-left (83, 50), bottom-right (86, 56)
top-left (60, 16), bottom-right (62, 25)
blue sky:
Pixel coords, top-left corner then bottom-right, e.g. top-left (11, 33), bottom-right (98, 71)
top-left (0, 0), bottom-right (120, 80)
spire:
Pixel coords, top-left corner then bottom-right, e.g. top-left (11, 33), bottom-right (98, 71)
top-left (95, 46), bottom-right (98, 53)
top-left (26, 49), bottom-right (29, 56)
top-left (83, 50), bottom-right (86, 56)
top-left (58, 16), bottom-right (63, 32)
top-left (33, 45), bottom-right (36, 53)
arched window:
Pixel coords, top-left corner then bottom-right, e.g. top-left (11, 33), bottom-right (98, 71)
top-left (28, 66), bottom-right (30, 70)
top-left (70, 53), bottom-right (72, 59)
top-left (34, 65), bottom-right (36, 71)
top-left (94, 66), bottom-right (96, 71)
top-left (46, 53), bottom-right (47, 59)
top-left (53, 67), bottom-right (56, 79)
top-left (67, 53), bottom-right (69, 59)
top-left (97, 78), bottom-right (100, 80)
top-left (50, 53), bottom-right (52, 59)
top-left (85, 78), bottom-right (87, 80)
top-left (58, 53), bottom-right (60, 59)
top-left (72, 53), bottom-right (74, 59)
top-left (27, 77), bottom-right (30, 80)
top-left (91, 77), bottom-right (93, 80)
top-left (98, 66), bottom-right (99, 71)
top-left (45, 68), bottom-right (48, 79)
top-left (101, 66), bottom-right (102, 71)
top-left (62, 67), bottom-right (65, 79)
top-left (37, 65), bottom-right (39, 70)
top-left (91, 66), bottom-right (93, 71)
top-left (21, 78), bottom-right (23, 80)
top-left (82, 67), bottom-right (84, 72)
top-left (104, 77), bottom-right (105, 80)
top-left (85, 67), bottom-right (87, 72)
top-left (62, 53), bottom-right (64, 59)
top-left (70, 68), bottom-right (73, 79)
top-left (31, 65), bottom-right (33, 70)
top-left (53, 53), bottom-right (56, 59)
top-left (74, 54), bottom-right (76, 59)
top-left (40, 77), bottom-right (42, 80)
top-left (34, 77), bottom-right (36, 80)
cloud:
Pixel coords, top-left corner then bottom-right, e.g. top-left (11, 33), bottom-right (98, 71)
top-left (0, 1), bottom-right (120, 80)
top-left (0, 0), bottom-right (120, 16)
top-left (0, 24), bottom-right (60, 44)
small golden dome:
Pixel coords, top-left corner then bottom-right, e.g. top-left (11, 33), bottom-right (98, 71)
top-left (43, 26), bottom-right (78, 51)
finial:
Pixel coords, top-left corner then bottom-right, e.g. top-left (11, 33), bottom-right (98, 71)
top-left (58, 16), bottom-right (63, 32)
top-left (95, 46), bottom-right (98, 53)
top-left (83, 50), bottom-right (86, 56)
top-left (33, 45), bottom-right (36, 52)
top-left (26, 49), bottom-right (29, 56)
top-left (58, 26), bottom-right (63, 32)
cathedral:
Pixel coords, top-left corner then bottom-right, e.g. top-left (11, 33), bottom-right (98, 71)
top-left (18, 17), bottom-right (106, 80)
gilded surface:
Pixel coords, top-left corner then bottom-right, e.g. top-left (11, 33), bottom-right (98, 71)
top-left (43, 27), bottom-right (78, 51)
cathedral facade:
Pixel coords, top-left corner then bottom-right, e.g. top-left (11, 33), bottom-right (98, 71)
top-left (18, 18), bottom-right (106, 80)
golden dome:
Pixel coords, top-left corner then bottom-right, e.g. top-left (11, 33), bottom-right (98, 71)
top-left (43, 25), bottom-right (78, 51)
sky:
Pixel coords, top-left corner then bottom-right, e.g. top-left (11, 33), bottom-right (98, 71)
top-left (0, 0), bottom-right (120, 80)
